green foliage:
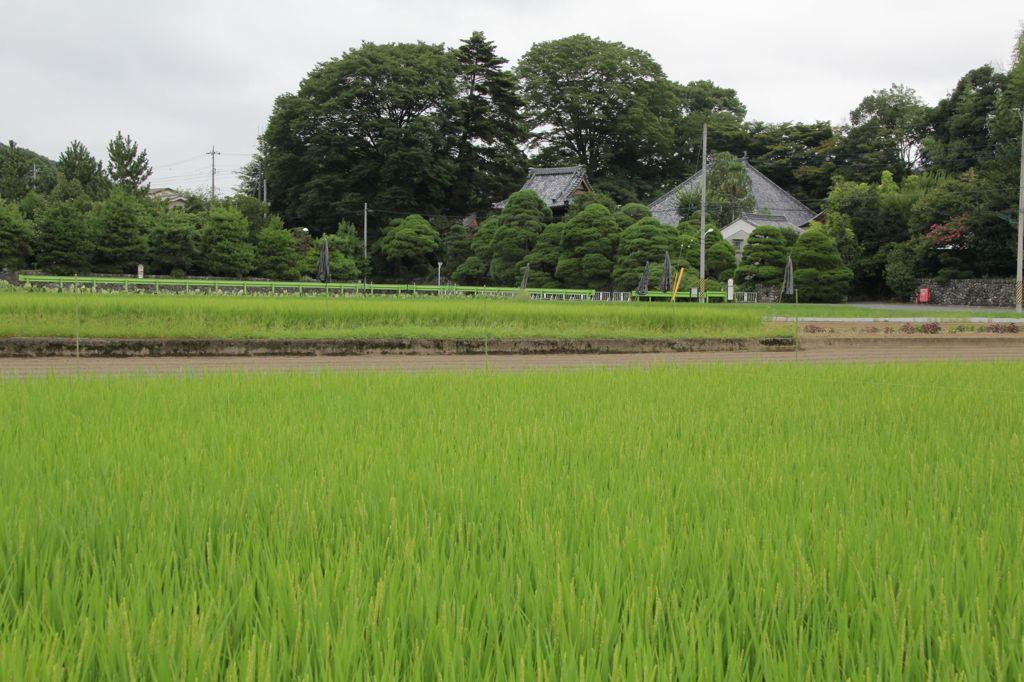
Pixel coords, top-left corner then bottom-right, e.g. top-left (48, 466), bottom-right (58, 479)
top-left (451, 255), bottom-right (489, 285)
top-left (613, 203), bottom-right (652, 229)
top-left (835, 84), bottom-right (928, 182)
top-left (148, 210), bottom-right (198, 275)
top-left (226, 195), bottom-right (271, 240)
top-left (304, 223), bottom-right (364, 281)
top-left (451, 31), bottom-right (527, 212)
top-left (90, 188), bottom-right (149, 273)
top-left (18, 191), bottom-right (47, 221)
top-left (378, 214), bottom-right (439, 278)
top-left (746, 121), bottom-right (836, 206)
top-left (564, 191), bottom-right (617, 219)
top-left (520, 222), bottom-right (563, 288)
top-left (0, 200), bottom-right (35, 269)
top-left (677, 152), bottom-right (754, 226)
top-left (489, 190), bottom-right (551, 284)
top-left (734, 226), bottom-right (789, 289)
top-left (0, 141), bottom-right (56, 200)
top-left (556, 204), bottom-right (616, 289)
top-left (791, 228), bottom-right (853, 302)
top-left (197, 206), bottom-right (255, 277)
top-left (440, 223), bottom-right (473, 279)
top-left (106, 131), bottom-right (152, 196)
top-left (884, 240), bottom-right (922, 301)
top-left (33, 197), bottom-right (94, 275)
top-left (255, 222), bottom-right (302, 280)
top-left (611, 216), bottom-right (677, 290)
top-left (517, 34), bottom-right (677, 202)
top-left (265, 42), bottom-right (459, 228)
top-left (671, 79), bottom-right (749, 176)
top-left (56, 140), bottom-right (109, 200)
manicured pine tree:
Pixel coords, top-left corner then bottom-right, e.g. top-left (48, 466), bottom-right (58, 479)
top-left (489, 190), bottom-right (551, 285)
top-left (611, 216), bottom-right (677, 290)
top-left (734, 225), bottom-right (789, 288)
top-left (378, 214), bottom-right (439, 279)
top-left (255, 216), bottom-right (302, 280)
top-left (556, 203), bottom-right (617, 290)
top-left (792, 227), bottom-right (854, 302)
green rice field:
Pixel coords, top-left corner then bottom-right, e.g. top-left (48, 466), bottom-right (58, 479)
top-left (0, 292), bottom-right (778, 340)
top-left (2, 362), bottom-right (1023, 679)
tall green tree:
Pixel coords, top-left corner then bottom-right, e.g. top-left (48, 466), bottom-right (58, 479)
top-left (791, 228), bottom-right (853, 302)
top-left (1, 141), bottom-right (56, 200)
top-left (107, 131), bottom-right (153, 196)
top-left (516, 34), bottom-right (677, 202)
top-left (148, 210), bottom-right (198, 275)
top-left (555, 203), bottom-right (617, 289)
top-left (746, 121), bottom-right (836, 206)
top-left (33, 177), bottom-right (94, 274)
top-left (923, 66), bottom-right (1007, 174)
top-left (677, 152), bottom-right (754, 226)
top-left (255, 219), bottom-right (302, 280)
top-left (90, 188), bottom-right (149, 273)
top-left (835, 84), bottom-right (928, 182)
top-left (451, 31), bottom-right (527, 213)
top-left (670, 80), bottom-right (749, 180)
top-left (0, 200), bottom-right (35, 269)
top-left (734, 225), bottom-right (789, 289)
top-left (56, 141), bottom-right (109, 200)
top-left (197, 206), bottom-right (254, 276)
top-left (265, 42), bottom-right (458, 229)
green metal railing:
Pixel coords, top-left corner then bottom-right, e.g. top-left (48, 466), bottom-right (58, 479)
top-left (18, 274), bottom-right (738, 302)
top-left (17, 275), bottom-right (598, 299)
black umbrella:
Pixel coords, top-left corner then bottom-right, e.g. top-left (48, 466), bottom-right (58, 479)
top-left (637, 261), bottom-right (650, 295)
top-left (520, 262), bottom-right (530, 289)
top-left (659, 252), bottom-right (673, 292)
top-left (316, 239), bottom-right (331, 283)
top-left (781, 256), bottom-right (794, 299)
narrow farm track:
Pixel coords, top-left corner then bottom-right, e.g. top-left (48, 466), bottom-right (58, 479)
top-left (2, 339), bottom-right (1024, 376)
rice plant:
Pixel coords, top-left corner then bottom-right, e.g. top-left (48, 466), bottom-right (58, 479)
top-left (1, 362), bottom-right (1023, 679)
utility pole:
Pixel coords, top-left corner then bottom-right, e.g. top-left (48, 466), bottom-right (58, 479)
top-left (206, 146), bottom-right (220, 202)
top-left (1016, 110), bottom-right (1023, 314)
top-left (699, 122), bottom-right (708, 303)
top-left (363, 202), bottom-right (369, 260)
top-left (30, 162), bottom-right (39, 191)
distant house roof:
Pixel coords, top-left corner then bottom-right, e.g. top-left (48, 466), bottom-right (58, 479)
top-left (647, 158), bottom-right (816, 228)
top-left (495, 166), bottom-right (592, 210)
top-left (148, 187), bottom-right (187, 207)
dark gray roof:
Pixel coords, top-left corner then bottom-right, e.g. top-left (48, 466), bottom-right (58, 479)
top-left (495, 166), bottom-right (591, 209)
top-left (648, 159), bottom-right (816, 228)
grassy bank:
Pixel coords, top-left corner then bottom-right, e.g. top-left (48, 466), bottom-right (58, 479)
top-left (2, 363), bottom-right (1023, 679)
top-left (0, 291), bottom-right (779, 340)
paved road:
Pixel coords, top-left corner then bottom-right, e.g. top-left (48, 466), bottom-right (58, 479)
top-left (3, 341), bottom-right (1024, 377)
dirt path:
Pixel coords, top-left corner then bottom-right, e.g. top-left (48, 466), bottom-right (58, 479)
top-left (2, 339), bottom-right (1023, 376)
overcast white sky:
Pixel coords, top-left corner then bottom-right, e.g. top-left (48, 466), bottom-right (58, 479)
top-left (1, 0), bottom-right (1020, 192)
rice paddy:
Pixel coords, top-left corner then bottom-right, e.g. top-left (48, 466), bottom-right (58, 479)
top-left (0, 291), bottom-right (777, 340)
top-left (2, 362), bottom-right (1023, 679)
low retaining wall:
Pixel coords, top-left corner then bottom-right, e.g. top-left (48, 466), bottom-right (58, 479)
top-left (917, 278), bottom-right (1015, 307)
top-left (0, 336), bottom-right (796, 358)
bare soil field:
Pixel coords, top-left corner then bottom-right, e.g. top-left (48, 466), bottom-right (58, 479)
top-left (2, 338), bottom-right (1023, 376)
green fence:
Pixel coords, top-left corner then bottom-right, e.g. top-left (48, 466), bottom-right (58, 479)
top-left (18, 274), bottom-right (739, 303)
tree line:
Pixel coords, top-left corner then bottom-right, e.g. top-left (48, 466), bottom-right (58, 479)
top-left (1, 29), bottom-right (1022, 299)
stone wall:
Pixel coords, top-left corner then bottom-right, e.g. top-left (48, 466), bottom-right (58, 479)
top-left (916, 278), bottom-right (1016, 307)
top-left (0, 269), bottom-right (21, 286)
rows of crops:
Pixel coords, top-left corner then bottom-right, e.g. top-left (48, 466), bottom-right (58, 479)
top-left (2, 362), bottom-right (1023, 679)
top-left (0, 291), bottom-right (777, 340)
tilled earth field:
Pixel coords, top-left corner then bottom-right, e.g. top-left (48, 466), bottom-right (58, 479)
top-left (2, 338), bottom-right (1024, 376)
